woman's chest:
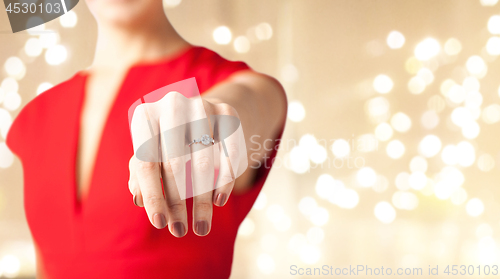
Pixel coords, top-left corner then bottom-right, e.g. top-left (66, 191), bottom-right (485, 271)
top-left (76, 72), bottom-right (128, 201)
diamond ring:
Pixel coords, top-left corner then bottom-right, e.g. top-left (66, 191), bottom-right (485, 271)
top-left (189, 134), bottom-right (215, 147)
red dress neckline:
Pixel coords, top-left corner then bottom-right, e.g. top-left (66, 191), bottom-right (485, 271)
top-left (72, 45), bottom-right (199, 210)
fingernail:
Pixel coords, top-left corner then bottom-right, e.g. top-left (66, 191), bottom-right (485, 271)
top-left (195, 220), bottom-right (208, 236)
top-left (215, 193), bottom-right (227, 207)
top-left (133, 195), bottom-right (138, 206)
top-left (153, 213), bottom-right (167, 229)
top-left (172, 222), bottom-right (186, 237)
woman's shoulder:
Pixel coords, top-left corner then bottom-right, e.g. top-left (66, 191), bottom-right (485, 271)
top-left (187, 45), bottom-right (251, 72)
top-left (5, 72), bottom-right (84, 156)
top-left (181, 46), bottom-right (252, 92)
top-left (13, 71), bottom-right (84, 120)
top-left (36, 71), bottom-right (85, 100)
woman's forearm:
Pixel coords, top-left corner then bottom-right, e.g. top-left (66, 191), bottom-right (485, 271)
top-left (203, 71), bottom-right (288, 167)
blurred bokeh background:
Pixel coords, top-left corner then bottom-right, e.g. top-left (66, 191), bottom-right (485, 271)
top-left (1, 0), bottom-right (500, 278)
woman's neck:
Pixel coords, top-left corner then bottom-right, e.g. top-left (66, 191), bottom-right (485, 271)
top-left (91, 15), bottom-right (189, 72)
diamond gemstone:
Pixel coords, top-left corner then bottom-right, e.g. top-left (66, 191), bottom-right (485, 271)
top-left (200, 134), bottom-right (211, 145)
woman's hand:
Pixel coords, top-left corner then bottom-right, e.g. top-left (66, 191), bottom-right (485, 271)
top-left (127, 90), bottom-right (247, 237)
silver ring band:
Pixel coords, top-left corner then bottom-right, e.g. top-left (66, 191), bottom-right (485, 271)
top-left (189, 134), bottom-right (215, 146)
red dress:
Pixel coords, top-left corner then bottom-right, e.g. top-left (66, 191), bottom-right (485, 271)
top-left (6, 46), bottom-right (282, 279)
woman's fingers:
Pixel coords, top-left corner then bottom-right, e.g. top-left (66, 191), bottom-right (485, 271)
top-left (160, 115), bottom-right (188, 238)
top-left (212, 103), bottom-right (245, 207)
top-left (190, 143), bottom-right (215, 236)
top-left (129, 90), bottom-right (245, 235)
top-left (131, 102), bottom-right (168, 229)
top-left (213, 149), bottom-right (235, 207)
top-left (186, 97), bottom-right (216, 236)
top-left (190, 140), bottom-right (215, 195)
top-left (128, 156), bottom-right (144, 207)
top-left (136, 160), bottom-right (168, 229)
top-left (192, 191), bottom-right (213, 236)
top-left (161, 159), bottom-right (188, 237)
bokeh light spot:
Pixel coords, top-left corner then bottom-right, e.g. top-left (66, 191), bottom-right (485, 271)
top-left (213, 26), bottom-right (232, 45)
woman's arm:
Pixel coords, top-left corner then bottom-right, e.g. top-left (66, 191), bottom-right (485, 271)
top-left (202, 71), bottom-right (287, 193)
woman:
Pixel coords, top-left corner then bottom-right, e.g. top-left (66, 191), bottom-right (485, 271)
top-left (6, 0), bottom-right (287, 278)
